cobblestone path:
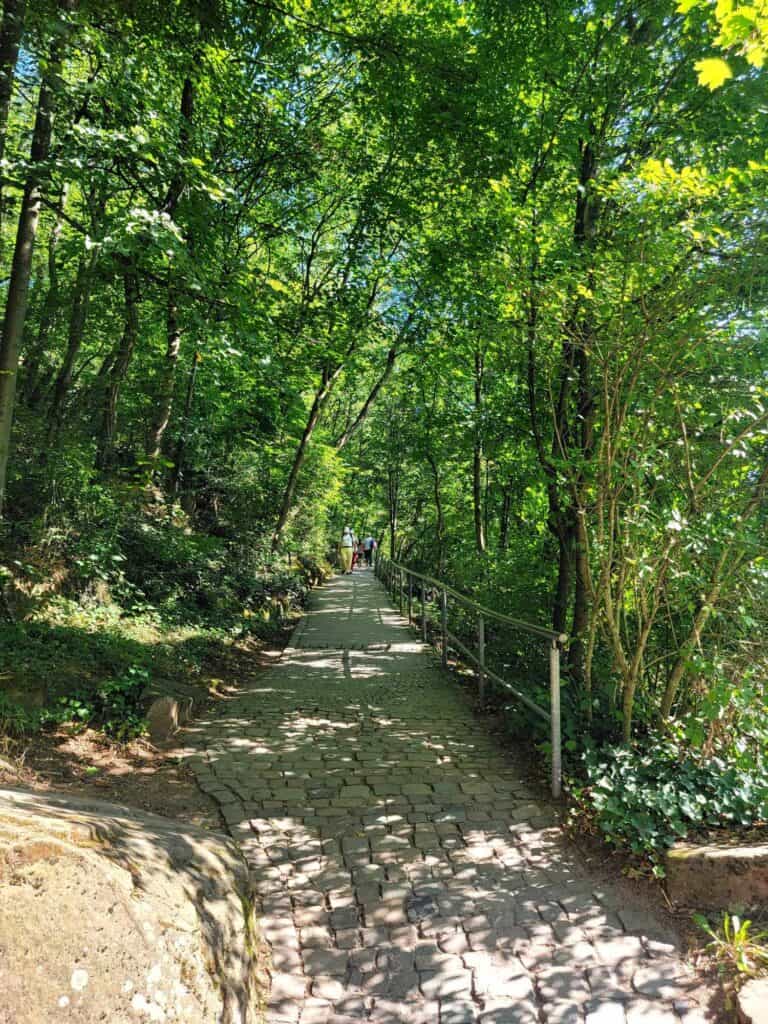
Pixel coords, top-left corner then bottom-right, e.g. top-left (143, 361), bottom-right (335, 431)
top-left (187, 570), bottom-right (715, 1024)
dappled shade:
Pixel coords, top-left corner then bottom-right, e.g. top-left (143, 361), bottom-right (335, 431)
top-left (184, 574), bottom-right (707, 1023)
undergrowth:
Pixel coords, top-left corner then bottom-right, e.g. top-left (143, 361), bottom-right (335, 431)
top-left (694, 912), bottom-right (768, 981)
top-left (0, 498), bottom-right (327, 746)
top-left (566, 739), bottom-right (768, 876)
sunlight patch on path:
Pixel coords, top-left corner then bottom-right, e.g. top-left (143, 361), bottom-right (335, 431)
top-left (186, 570), bottom-right (712, 1024)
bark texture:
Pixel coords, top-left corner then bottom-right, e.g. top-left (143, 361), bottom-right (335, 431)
top-left (0, 0), bottom-right (75, 513)
top-left (0, 0), bottom-right (27, 240)
top-left (97, 266), bottom-right (140, 470)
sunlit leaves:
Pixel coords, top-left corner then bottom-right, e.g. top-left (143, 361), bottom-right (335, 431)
top-left (695, 56), bottom-right (734, 87)
top-left (682, 0), bottom-right (768, 83)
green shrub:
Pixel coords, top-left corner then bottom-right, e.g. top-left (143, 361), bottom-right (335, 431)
top-left (85, 666), bottom-right (149, 741)
top-left (694, 912), bottom-right (768, 978)
top-left (0, 667), bottom-right (149, 744)
top-left (117, 517), bottom-right (311, 626)
top-left (570, 739), bottom-right (768, 875)
top-left (0, 694), bottom-right (43, 737)
top-left (46, 667), bottom-right (149, 742)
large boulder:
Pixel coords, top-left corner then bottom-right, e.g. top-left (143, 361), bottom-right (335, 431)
top-left (0, 786), bottom-right (263, 1024)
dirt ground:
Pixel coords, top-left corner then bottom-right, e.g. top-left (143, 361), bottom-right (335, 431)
top-left (0, 728), bottom-right (221, 825)
top-left (0, 630), bottom-right (293, 828)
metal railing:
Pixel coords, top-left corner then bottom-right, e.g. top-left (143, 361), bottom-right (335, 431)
top-left (375, 554), bottom-right (567, 798)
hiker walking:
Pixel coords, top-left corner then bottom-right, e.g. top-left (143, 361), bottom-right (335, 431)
top-left (363, 535), bottom-right (376, 567)
top-left (339, 526), bottom-right (354, 574)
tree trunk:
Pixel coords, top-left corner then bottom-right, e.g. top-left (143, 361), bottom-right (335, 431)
top-left (97, 266), bottom-right (139, 470)
top-left (93, 347), bottom-right (115, 391)
top-left (163, 76), bottom-right (194, 213)
top-left (567, 134), bottom-right (598, 684)
top-left (0, 0), bottom-right (27, 244)
top-left (499, 486), bottom-right (511, 551)
top-left (569, 335), bottom-right (596, 683)
top-left (171, 348), bottom-right (200, 495)
top-left (0, 0), bottom-right (75, 514)
top-left (335, 344), bottom-right (397, 449)
top-left (145, 74), bottom-right (195, 466)
top-left (271, 364), bottom-right (343, 549)
top-left (570, 504), bottom-right (590, 683)
top-left (525, 218), bottom-right (576, 635)
top-left (146, 294), bottom-right (182, 461)
top-left (20, 185), bottom-right (68, 404)
top-left (473, 347), bottom-right (486, 554)
top-left (47, 248), bottom-right (98, 436)
top-left (548, 337), bottom-right (576, 635)
top-left (426, 451), bottom-right (445, 574)
top-left (552, 524), bottom-right (572, 636)
top-left (387, 466), bottom-right (399, 559)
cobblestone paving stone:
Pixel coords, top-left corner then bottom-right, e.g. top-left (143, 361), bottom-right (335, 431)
top-left (185, 570), bottom-right (719, 1024)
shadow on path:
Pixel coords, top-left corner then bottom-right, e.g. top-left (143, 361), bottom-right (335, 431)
top-left (185, 570), bottom-right (716, 1024)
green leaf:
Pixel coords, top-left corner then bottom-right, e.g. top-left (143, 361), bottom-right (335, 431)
top-left (266, 277), bottom-right (291, 294)
top-left (695, 57), bottom-right (733, 90)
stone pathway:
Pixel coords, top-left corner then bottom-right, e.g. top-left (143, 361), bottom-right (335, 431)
top-left (186, 570), bottom-right (716, 1024)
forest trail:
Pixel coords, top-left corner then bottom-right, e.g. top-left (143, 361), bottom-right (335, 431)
top-left (186, 571), bottom-right (712, 1024)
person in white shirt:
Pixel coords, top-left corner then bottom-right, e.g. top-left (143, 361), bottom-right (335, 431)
top-left (339, 526), bottom-right (354, 574)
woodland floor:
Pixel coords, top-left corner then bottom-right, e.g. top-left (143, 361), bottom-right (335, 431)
top-left (0, 631), bottom-right (293, 826)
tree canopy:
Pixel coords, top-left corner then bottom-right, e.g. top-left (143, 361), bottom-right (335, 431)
top-left (1, 0), bottom-right (766, 839)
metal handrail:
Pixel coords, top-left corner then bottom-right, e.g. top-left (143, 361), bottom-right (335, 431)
top-left (375, 554), bottom-right (566, 798)
top-left (381, 561), bottom-right (567, 643)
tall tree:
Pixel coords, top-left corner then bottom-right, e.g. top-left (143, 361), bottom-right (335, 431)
top-left (0, 0), bottom-right (27, 241)
top-left (0, 0), bottom-right (76, 514)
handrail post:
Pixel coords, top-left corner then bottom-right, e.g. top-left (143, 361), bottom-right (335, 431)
top-left (440, 589), bottom-right (448, 667)
top-left (398, 569), bottom-right (404, 614)
top-left (478, 613), bottom-right (485, 706)
top-left (550, 639), bottom-right (562, 798)
top-left (407, 573), bottom-right (413, 624)
top-left (421, 585), bottom-right (428, 642)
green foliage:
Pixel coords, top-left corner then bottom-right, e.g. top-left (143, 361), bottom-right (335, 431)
top-left (51, 666), bottom-right (150, 742)
top-left (570, 741), bottom-right (768, 873)
top-left (0, 695), bottom-right (43, 739)
top-left (669, 664), bottom-right (768, 772)
top-left (695, 56), bottom-right (734, 88)
top-left (694, 912), bottom-right (768, 978)
top-left (0, 497), bottom-right (314, 747)
top-left (1, 0), bottom-right (767, 870)
top-left (0, 668), bottom-right (149, 742)
top-left (680, 0), bottom-right (768, 81)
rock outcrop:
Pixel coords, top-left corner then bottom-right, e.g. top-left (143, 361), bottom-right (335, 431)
top-left (0, 786), bottom-right (263, 1023)
top-left (666, 838), bottom-right (768, 910)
